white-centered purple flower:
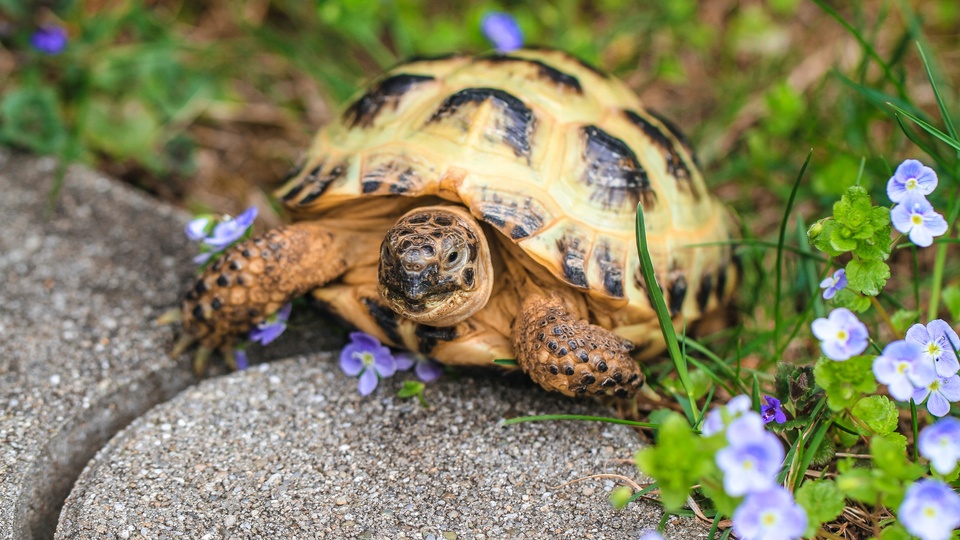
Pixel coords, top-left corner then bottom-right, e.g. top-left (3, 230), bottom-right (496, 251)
top-left (30, 25), bottom-right (68, 55)
top-left (481, 12), bottom-right (523, 52)
top-left (873, 340), bottom-right (936, 401)
top-left (732, 485), bottom-right (808, 540)
top-left (760, 396), bottom-right (786, 425)
top-left (395, 352), bottom-right (444, 383)
top-left (811, 308), bottom-right (869, 361)
top-left (906, 320), bottom-right (960, 378)
top-left (918, 417), bottom-right (960, 474)
top-left (204, 206), bottom-right (258, 251)
top-left (339, 332), bottom-right (397, 396)
top-left (249, 303), bottom-right (292, 345)
top-left (185, 216), bottom-right (212, 241)
top-left (716, 414), bottom-right (785, 496)
top-left (891, 193), bottom-right (948, 248)
top-left (819, 268), bottom-right (847, 300)
top-left (701, 394), bottom-right (752, 436)
top-left (887, 159), bottom-right (938, 203)
top-left (898, 479), bottom-right (960, 540)
top-left (912, 374), bottom-right (960, 417)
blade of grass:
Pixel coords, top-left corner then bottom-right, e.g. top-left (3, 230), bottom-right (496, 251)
top-left (812, 0), bottom-right (903, 95)
top-left (889, 105), bottom-right (960, 155)
top-left (502, 414), bottom-right (660, 429)
top-left (636, 202), bottom-right (698, 425)
top-left (774, 150), bottom-right (813, 361)
top-left (917, 41), bottom-right (959, 141)
top-left (892, 115), bottom-right (953, 177)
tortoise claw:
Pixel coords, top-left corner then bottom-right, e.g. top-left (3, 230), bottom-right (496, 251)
top-left (170, 333), bottom-right (196, 359)
top-left (192, 346), bottom-right (213, 377)
top-left (155, 308), bottom-right (183, 326)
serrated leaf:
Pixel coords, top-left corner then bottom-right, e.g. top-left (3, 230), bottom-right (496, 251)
top-left (813, 356), bottom-right (877, 411)
top-left (851, 395), bottom-right (898, 435)
top-left (832, 288), bottom-right (872, 312)
top-left (845, 258), bottom-right (890, 296)
top-left (634, 413), bottom-right (715, 510)
top-left (878, 523), bottom-right (912, 540)
top-left (796, 480), bottom-right (845, 537)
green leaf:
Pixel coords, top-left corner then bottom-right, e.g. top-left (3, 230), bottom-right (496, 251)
top-left (813, 356), bottom-right (877, 411)
top-left (835, 466), bottom-right (877, 503)
top-left (851, 395), bottom-right (898, 435)
top-left (397, 381), bottom-right (429, 407)
top-left (845, 258), bottom-right (890, 297)
top-left (634, 413), bottom-right (716, 511)
top-left (609, 486), bottom-right (633, 509)
top-left (81, 97), bottom-right (160, 160)
top-left (889, 103), bottom-right (960, 154)
top-left (872, 433), bottom-right (924, 482)
top-left (795, 480), bottom-right (845, 537)
top-left (890, 309), bottom-right (920, 335)
top-left (942, 285), bottom-right (960, 321)
top-left (878, 523), bottom-right (912, 540)
top-left (831, 288), bottom-right (872, 312)
top-left (0, 86), bottom-right (67, 155)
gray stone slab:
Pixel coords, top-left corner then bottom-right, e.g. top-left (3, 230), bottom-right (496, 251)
top-left (56, 357), bottom-right (694, 539)
top-left (0, 152), bottom-right (344, 540)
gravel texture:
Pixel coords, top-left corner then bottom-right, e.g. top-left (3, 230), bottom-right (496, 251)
top-left (57, 358), bottom-right (698, 539)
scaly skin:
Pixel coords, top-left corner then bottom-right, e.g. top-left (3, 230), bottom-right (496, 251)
top-left (513, 293), bottom-right (643, 398)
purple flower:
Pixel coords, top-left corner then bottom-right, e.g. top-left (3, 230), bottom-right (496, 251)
top-left (701, 394), bottom-right (752, 437)
top-left (891, 193), bottom-right (948, 248)
top-left (481, 12), bottom-right (524, 52)
top-left (716, 414), bottom-right (785, 496)
top-left (638, 531), bottom-right (665, 540)
top-left (185, 216), bottom-right (212, 241)
top-left (30, 26), bottom-right (68, 55)
top-left (887, 159), bottom-right (938, 203)
top-left (234, 348), bottom-right (249, 371)
top-left (339, 332), bottom-right (397, 396)
top-left (203, 206), bottom-right (258, 251)
top-left (760, 396), bottom-right (786, 425)
top-left (918, 417), bottom-right (960, 474)
top-left (249, 303), bottom-right (292, 345)
top-left (819, 268), bottom-right (847, 300)
top-left (811, 308), bottom-right (869, 361)
top-left (906, 320), bottom-right (960, 378)
top-left (732, 485), bottom-right (808, 540)
top-left (395, 352), bottom-right (444, 383)
top-left (912, 374), bottom-right (960, 417)
top-left (872, 340), bottom-right (936, 401)
top-left (898, 479), bottom-right (960, 540)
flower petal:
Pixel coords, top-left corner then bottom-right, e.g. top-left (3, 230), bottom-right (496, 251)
top-left (358, 368), bottom-right (379, 396)
top-left (415, 359), bottom-right (444, 382)
top-left (339, 346), bottom-right (364, 376)
top-left (394, 353), bottom-right (416, 371)
top-left (373, 350), bottom-right (397, 378)
top-left (927, 391), bottom-right (951, 417)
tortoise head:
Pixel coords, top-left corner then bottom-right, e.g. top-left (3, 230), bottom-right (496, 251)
top-left (378, 206), bottom-right (493, 326)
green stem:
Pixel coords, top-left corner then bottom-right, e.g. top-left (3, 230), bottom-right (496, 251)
top-left (870, 296), bottom-right (900, 338)
top-left (928, 193), bottom-right (960, 320)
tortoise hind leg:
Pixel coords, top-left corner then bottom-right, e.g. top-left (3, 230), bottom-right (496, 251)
top-left (180, 221), bottom-right (360, 372)
top-left (512, 293), bottom-right (643, 398)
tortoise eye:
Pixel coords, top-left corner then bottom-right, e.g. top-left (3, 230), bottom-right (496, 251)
top-left (447, 251), bottom-right (460, 264)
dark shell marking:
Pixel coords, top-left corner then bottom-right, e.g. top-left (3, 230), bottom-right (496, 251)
top-left (623, 109), bottom-right (699, 200)
top-left (284, 161), bottom-right (349, 206)
top-left (525, 46), bottom-right (609, 78)
top-left (361, 158), bottom-right (423, 195)
top-left (343, 73), bottom-right (437, 128)
top-left (648, 109), bottom-right (701, 168)
top-left (476, 54), bottom-right (583, 94)
top-left (696, 274), bottom-right (713, 313)
top-left (593, 242), bottom-right (624, 298)
top-left (415, 324), bottom-right (459, 355)
top-left (475, 188), bottom-right (547, 240)
top-left (668, 274), bottom-right (687, 317)
top-left (427, 88), bottom-right (536, 158)
top-left (556, 235), bottom-right (589, 288)
top-left (362, 297), bottom-right (403, 345)
top-left (580, 125), bottom-right (656, 211)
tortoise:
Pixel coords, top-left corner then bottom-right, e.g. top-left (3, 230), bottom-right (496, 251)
top-left (177, 48), bottom-right (739, 398)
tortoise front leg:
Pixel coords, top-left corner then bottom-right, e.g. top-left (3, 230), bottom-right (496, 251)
top-left (513, 293), bottom-right (643, 398)
top-left (179, 221), bottom-right (358, 372)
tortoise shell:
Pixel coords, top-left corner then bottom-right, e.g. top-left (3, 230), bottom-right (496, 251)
top-left (277, 48), bottom-right (738, 328)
